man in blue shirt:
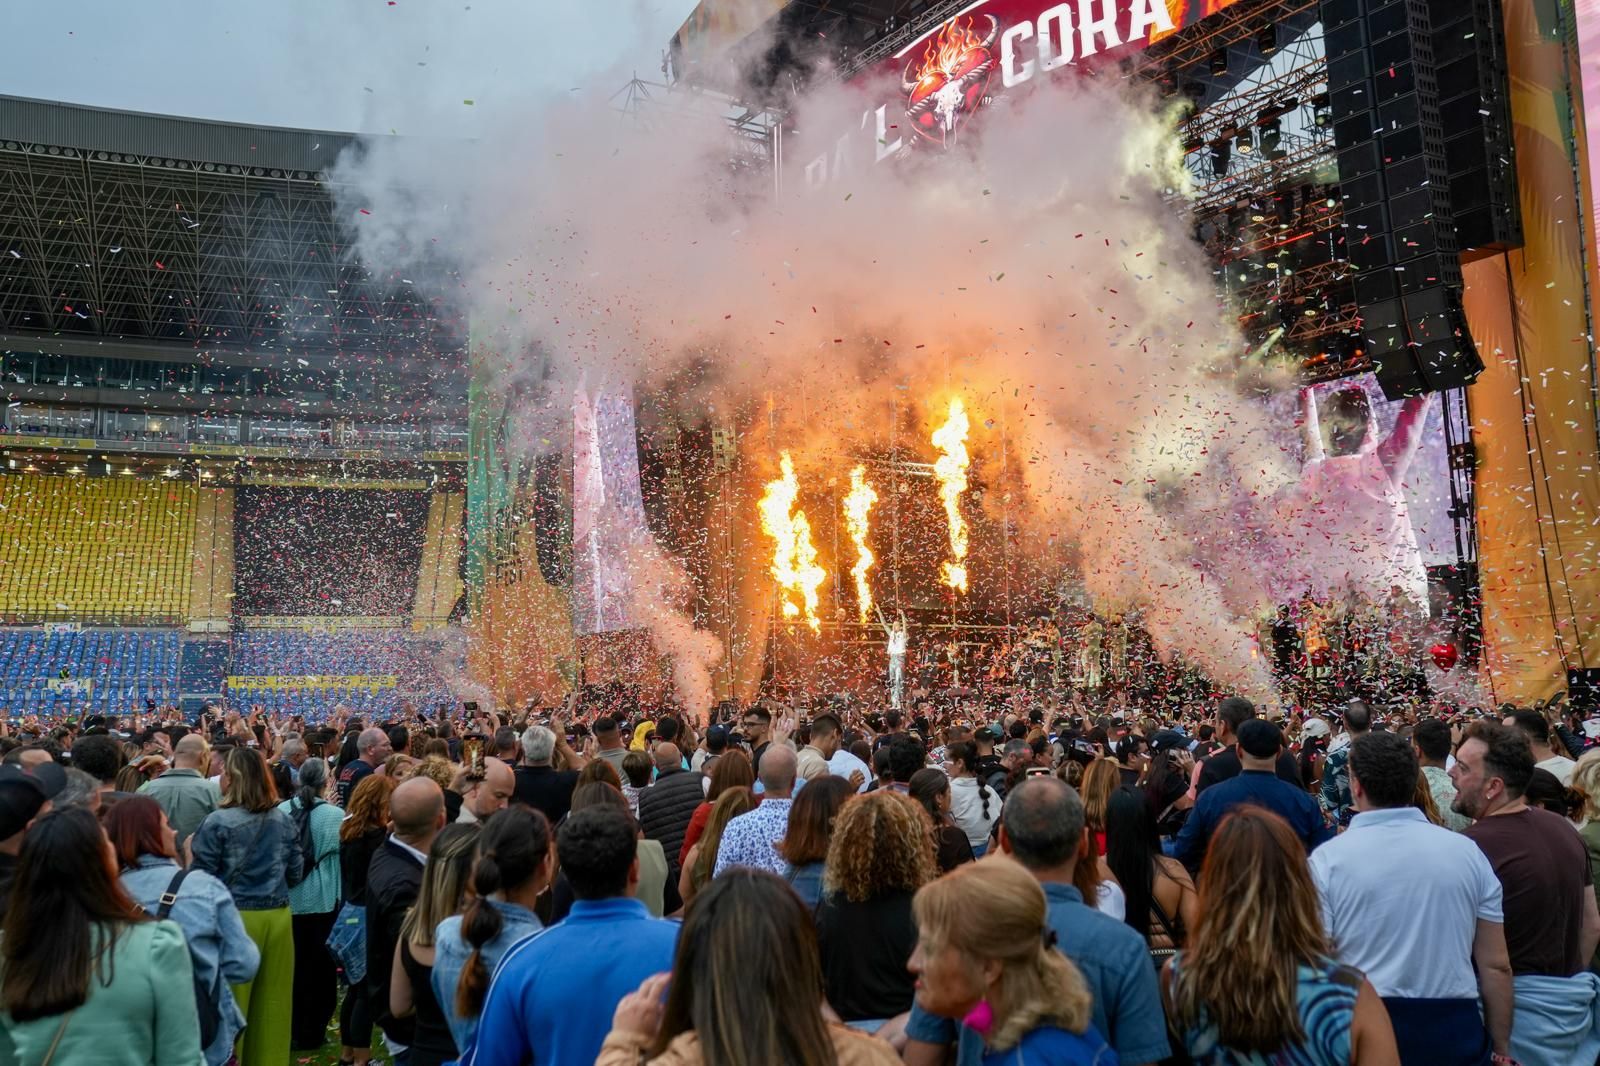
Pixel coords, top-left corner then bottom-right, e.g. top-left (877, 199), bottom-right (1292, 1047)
top-left (461, 804), bottom-right (679, 1066)
top-left (902, 777), bottom-right (1171, 1066)
top-left (1176, 718), bottom-right (1332, 872)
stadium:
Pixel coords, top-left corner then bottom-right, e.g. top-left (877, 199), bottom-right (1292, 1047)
top-left (0, 96), bottom-right (468, 720)
top-left (1, 0), bottom-right (1598, 724)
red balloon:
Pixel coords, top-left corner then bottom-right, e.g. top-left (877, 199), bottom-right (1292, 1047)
top-left (1430, 642), bottom-right (1459, 671)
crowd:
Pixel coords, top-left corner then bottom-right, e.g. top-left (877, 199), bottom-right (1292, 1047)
top-left (0, 689), bottom-right (1597, 1065)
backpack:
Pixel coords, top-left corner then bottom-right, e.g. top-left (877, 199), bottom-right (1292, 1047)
top-left (292, 797), bottom-right (333, 877)
top-left (151, 869), bottom-right (227, 1049)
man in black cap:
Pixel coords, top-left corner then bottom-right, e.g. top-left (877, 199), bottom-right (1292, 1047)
top-left (1174, 718), bottom-right (1332, 872)
top-left (0, 762), bottom-right (67, 913)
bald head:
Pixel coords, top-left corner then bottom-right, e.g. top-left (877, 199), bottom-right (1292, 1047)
top-left (758, 743), bottom-right (798, 796)
top-left (173, 734), bottom-right (209, 768)
top-left (390, 777), bottom-right (445, 843)
top-left (652, 743), bottom-right (681, 772)
top-left (465, 757), bottom-right (515, 820)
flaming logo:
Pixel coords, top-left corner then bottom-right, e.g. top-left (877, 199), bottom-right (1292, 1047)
top-left (932, 398), bottom-right (971, 593)
top-left (842, 465), bottom-right (878, 623)
top-left (759, 452), bottom-right (827, 633)
top-left (902, 15), bottom-right (1000, 146)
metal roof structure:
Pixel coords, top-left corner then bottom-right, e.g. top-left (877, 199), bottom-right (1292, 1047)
top-left (0, 95), bottom-right (461, 358)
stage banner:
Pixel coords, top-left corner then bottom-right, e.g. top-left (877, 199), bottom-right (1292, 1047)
top-left (225, 676), bottom-right (399, 690)
top-left (572, 383), bottom-right (655, 635)
top-left (45, 679), bottom-right (92, 697)
top-left (797, 0), bottom-right (1249, 189)
top-left (1463, 0), bottom-right (1600, 701)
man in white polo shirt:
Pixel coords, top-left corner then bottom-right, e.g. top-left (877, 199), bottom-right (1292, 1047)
top-left (1309, 730), bottom-right (1513, 1066)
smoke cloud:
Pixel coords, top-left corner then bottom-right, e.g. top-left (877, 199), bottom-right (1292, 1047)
top-left (332, 43), bottom-right (1393, 698)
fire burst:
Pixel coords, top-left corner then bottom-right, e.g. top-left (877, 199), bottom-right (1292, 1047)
top-left (931, 398), bottom-right (971, 593)
top-left (759, 451), bottom-right (826, 633)
top-left (842, 465), bottom-right (878, 623)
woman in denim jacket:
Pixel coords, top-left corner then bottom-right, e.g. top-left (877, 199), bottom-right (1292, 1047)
top-left (191, 747), bottom-right (305, 1066)
top-left (108, 796), bottom-right (260, 1066)
top-left (433, 805), bottom-right (554, 1055)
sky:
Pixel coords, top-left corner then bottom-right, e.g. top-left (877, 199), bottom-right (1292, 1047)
top-left (5, 0), bottom-right (701, 133)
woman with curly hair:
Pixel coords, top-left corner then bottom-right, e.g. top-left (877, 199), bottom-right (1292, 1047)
top-left (816, 790), bottom-right (936, 1031)
top-left (909, 858), bottom-right (1114, 1065)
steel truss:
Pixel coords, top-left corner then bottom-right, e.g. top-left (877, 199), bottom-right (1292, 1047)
top-left (0, 140), bottom-right (461, 357)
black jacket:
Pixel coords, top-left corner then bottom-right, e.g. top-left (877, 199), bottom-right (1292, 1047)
top-left (366, 838), bottom-right (425, 1045)
top-left (636, 767), bottom-right (704, 871)
top-left (1196, 748), bottom-right (1301, 793)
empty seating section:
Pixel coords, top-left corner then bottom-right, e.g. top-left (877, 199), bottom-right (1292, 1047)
top-left (0, 474), bottom-right (195, 621)
top-left (0, 629), bottom-right (180, 716)
top-left (226, 629), bottom-right (454, 720)
top-left (233, 487), bottom-right (428, 617)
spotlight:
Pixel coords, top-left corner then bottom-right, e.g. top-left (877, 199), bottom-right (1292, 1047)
top-left (1312, 93), bottom-right (1331, 128)
top-left (1260, 119), bottom-right (1284, 158)
top-left (1209, 49), bottom-right (1228, 75)
top-left (1209, 139), bottom-right (1232, 178)
top-left (1256, 24), bottom-right (1278, 55)
top-left (1236, 130), bottom-right (1255, 155)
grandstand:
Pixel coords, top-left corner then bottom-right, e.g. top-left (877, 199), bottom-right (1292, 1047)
top-left (0, 475), bottom-right (195, 623)
top-left (0, 96), bottom-right (475, 723)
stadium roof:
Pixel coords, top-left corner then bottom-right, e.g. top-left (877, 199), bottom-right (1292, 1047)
top-left (0, 94), bottom-right (362, 174)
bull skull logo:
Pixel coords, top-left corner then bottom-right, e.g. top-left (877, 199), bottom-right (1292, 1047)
top-left (902, 15), bottom-right (1000, 147)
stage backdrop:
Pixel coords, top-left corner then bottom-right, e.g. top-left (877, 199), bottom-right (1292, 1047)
top-left (1463, 0), bottom-right (1600, 701)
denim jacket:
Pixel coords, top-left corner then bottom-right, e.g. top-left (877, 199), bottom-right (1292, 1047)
top-left (190, 805), bottom-right (306, 910)
top-left (120, 855), bottom-right (261, 1066)
top-left (432, 899), bottom-right (543, 1053)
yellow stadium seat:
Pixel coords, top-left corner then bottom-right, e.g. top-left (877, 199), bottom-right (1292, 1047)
top-left (0, 475), bottom-right (196, 621)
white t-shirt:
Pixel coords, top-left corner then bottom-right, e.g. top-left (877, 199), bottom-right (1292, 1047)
top-left (827, 749), bottom-right (873, 793)
top-left (1537, 754), bottom-right (1577, 787)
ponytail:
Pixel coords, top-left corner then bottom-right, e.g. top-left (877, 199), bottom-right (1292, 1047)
top-left (951, 742), bottom-right (993, 820)
top-left (454, 806), bottom-right (551, 1019)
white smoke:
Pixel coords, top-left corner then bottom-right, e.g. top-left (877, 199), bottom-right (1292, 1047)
top-left (329, 39), bottom-right (1399, 699)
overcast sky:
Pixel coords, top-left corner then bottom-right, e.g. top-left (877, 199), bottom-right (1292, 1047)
top-left (5, 0), bottom-right (699, 133)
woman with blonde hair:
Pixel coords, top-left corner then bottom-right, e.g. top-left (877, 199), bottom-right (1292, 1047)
top-left (816, 790), bottom-right (936, 1031)
top-left (1165, 806), bottom-right (1399, 1064)
top-left (1572, 749), bottom-right (1600, 968)
top-left (908, 858), bottom-right (1114, 1065)
top-left (679, 786), bottom-right (754, 906)
top-left (190, 746), bottom-right (305, 1066)
top-left (1080, 758), bottom-right (1121, 856)
top-left (389, 822), bottom-right (480, 1066)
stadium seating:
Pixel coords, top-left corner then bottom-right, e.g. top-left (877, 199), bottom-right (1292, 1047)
top-left (226, 628), bottom-right (455, 720)
top-left (232, 487), bottom-right (428, 617)
top-left (0, 628), bottom-right (180, 717)
top-left (0, 475), bottom-right (195, 621)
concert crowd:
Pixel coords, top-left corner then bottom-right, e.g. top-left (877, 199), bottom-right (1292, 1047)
top-left (0, 678), bottom-right (1597, 1066)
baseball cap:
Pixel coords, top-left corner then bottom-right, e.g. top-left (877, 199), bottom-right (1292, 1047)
top-left (1301, 718), bottom-right (1331, 740)
top-left (1236, 719), bottom-right (1284, 758)
top-left (705, 725), bottom-right (729, 751)
top-left (1148, 729), bottom-right (1189, 754)
top-left (0, 764), bottom-right (65, 840)
top-left (975, 726), bottom-right (1002, 742)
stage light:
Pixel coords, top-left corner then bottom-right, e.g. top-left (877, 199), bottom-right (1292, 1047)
top-left (1260, 119), bottom-right (1284, 158)
top-left (1209, 49), bottom-right (1228, 75)
top-left (1256, 25), bottom-right (1278, 55)
top-left (1209, 139), bottom-right (1232, 178)
top-left (1236, 130), bottom-right (1254, 155)
top-left (1312, 94), bottom-right (1331, 128)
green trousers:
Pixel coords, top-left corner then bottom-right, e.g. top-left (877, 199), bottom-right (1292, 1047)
top-left (234, 905), bottom-right (295, 1065)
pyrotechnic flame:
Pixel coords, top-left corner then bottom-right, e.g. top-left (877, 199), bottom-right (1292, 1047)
top-left (759, 452), bottom-right (827, 633)
top-left (913, 16), bottom-right (988, 86)
top-left (932, 398), bottom-right (971, 593)
top-left (842, 465), bottom-right (878, 623)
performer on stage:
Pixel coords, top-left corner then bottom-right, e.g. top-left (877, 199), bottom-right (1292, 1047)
top-left (1291, 384), bottom-right (1433, 607)
top-left (879, 608), bottom-right (909, 709)
top-left (1079, 615), bottom-right (1104, 691)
